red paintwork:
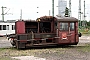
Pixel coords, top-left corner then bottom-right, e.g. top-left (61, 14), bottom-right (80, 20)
top-left (15, 21), bottom-right (25, 34)
top-left (9, 16), bottom-right (80, 49)
top-left (57, 22), bottom-right (79, 44)
top-left (75, 22), bottom-right (79, 43)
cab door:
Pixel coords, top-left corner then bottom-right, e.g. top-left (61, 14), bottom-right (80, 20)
top-left (69, 22), bottom-right (76, 43)
top-left (58, 22), bottom-right (76, 44)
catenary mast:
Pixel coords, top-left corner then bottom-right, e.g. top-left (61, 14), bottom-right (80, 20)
top-left (78, 0), bottom-right (81, 28)
top-left (83, 0), bottom-right (86, 27)
top-left (52, 0), bottom-right (54, 17)
top-left (69, 0), bottom-right (71, 17)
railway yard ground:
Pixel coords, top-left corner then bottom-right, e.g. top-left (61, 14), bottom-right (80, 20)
top-left (0, 35), bottom-right (90, 60)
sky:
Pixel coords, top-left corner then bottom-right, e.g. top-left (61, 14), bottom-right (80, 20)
top-left (0, 0), bottom-right (90, 21)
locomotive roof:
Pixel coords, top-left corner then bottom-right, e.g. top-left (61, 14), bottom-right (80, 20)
top-left (17, 20), bottom-right (36, 22)
top-left (17, 16), bottom-right (78, 22)
top-left (36, 16), bottom-right (56, 22)
top-left (56, 17), bottom-right (78, 22)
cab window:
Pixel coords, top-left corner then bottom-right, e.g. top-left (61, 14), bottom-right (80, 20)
top-left (60, 23), bottom-right (68, 31)
top-left (70, 23), bottom-right (74, 30)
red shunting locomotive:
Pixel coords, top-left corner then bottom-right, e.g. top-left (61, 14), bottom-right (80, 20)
top-left (8, 16), bottom-right (81, 49)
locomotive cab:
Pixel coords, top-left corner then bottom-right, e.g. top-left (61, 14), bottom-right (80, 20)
top-left (56, 17), bottom-right (79, 45)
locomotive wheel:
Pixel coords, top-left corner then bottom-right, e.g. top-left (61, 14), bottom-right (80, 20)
top-left (11, 41), bottom-right (16, 46)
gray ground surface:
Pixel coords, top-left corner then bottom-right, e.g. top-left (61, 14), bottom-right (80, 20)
top-left (0, 35), bottom-right (90, 60)
top-left (0, 37), bottom-right (12, 48)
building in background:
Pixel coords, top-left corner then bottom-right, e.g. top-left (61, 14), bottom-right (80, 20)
top-left (58, 0), bottom-right (67, 17)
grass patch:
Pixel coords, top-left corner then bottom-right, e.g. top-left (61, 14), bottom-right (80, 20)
top-left (0, 48), bottom-right (5, 51)
top-left (75, 44), bottom-right (90, 52)
top-left (81, 44), bottom-right (90, 52)
top-left (0, 47), bottom-right (67, 57)
top-left (0, 45), bottom-right (90, 59)
top-left (79, 28), bottom-right (90, 34)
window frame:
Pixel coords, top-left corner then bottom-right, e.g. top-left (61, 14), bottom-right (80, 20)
top-left (6, 25), bottom-right (9, 30)
top-left (70, 22), bottom-right (75, 31)
top-left (59, 22), bottom-right (69, 31)
top-left (3, 25), bottom-right (6, 30)
top-left (12, 25), bottom-right (15, 30)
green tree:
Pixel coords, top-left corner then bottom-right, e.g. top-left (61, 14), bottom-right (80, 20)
top-left (64, 7), bottom-right (69, 17)
top-left (87, 21), bottom-right (90, 26)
